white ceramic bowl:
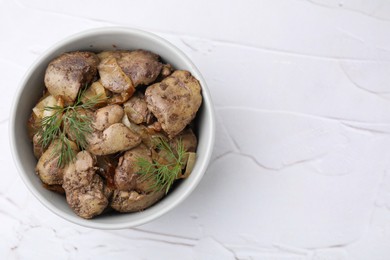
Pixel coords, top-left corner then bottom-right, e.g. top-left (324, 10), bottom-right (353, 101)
top-left (9, 27), bottom-right (215, 229)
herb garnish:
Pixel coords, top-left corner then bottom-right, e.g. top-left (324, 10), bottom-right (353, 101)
top-left (37, 90), bottom-right (104, 167)
top-left (136, 137), bottom-right (186, 194)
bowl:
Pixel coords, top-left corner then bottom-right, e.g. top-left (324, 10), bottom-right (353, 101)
top-left (9, 27), bottom-right (215, 229)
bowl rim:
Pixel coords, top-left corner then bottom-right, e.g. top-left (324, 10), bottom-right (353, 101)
top-left (9, 26), bottom-right (216, 229)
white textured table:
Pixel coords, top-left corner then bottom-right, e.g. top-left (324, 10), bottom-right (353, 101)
top-left (2, 0), bottom-right (390, 259)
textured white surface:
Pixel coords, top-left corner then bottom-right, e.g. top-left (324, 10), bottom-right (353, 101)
top-left (2, 0), bottom-right (390, 259)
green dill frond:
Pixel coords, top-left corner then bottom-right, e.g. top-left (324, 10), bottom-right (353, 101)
top-left (37, 107), bottom-right (64, 148)
top-left (136, 137), bottom-right (187, 194)
top-left (54, 133), bottom-right (76, 167)
top-left (63, 108), bottom-right (93, 149)
top-left (36, 88), bottom-right (105, 167)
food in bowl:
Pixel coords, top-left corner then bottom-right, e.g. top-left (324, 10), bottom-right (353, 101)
top-left (28, 49), bottom-right (202, 219)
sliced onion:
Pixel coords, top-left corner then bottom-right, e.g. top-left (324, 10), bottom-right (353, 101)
top-left (32, 95), bottom-right (57, 119)
top-left (181, 152), bottom-right (196, 179)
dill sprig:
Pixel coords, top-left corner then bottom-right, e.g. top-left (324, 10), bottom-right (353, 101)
top-left (55, 132), bottom-right (76, 168)
top-left (37, 89), bottom-right (104, 167)
top-left (136, 137), bottom-right (187, 194)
